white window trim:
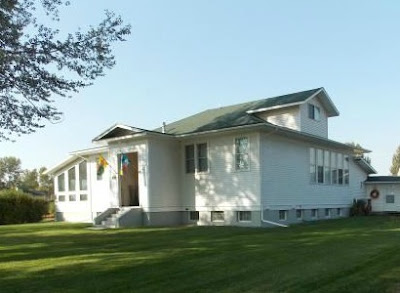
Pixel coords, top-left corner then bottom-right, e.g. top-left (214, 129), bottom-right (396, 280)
top-left (278, 210), bottom-right (287, 221)
top-left (296, 209), bottom-right (303, 220)
top-left (184, 142), bottom-right (210, 174)
top-left (234, 136), bottom-right (251, 172)
top-left (237, 211), bottom-right (252, 222)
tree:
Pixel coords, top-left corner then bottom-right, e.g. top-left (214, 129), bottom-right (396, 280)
top-left (19, 168), bottom-right (39, 191)
top-left (38, 167), bottom-right (53, 197)
top-left (390, 145), bottom-right (400, 175)
top-left (346, 142), bottom-right (372, 164)
top-left (0, 0), bottom-right (131, 140)
top-left (0, 156), bottom-right (22, 189)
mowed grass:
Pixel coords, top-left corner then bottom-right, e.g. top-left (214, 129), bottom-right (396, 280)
top-left (1, 217), bottom-right (400, 293)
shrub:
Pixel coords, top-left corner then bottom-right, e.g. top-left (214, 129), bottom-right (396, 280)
top-left (350, 199), bottom-right (371, 217)
top-left (0, 190), bottom-right (48, 225)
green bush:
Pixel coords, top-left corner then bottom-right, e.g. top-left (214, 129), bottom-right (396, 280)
top-left (350, 198), bottom-right (371, 217)
top-left (0, 190), bottom-right (48, 225)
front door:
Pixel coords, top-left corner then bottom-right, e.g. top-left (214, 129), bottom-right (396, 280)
top-left (119, 152), bottom-right (139, 206)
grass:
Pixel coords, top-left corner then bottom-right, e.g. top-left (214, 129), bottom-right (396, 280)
top-left (1, 217), bottom-right (400, 292)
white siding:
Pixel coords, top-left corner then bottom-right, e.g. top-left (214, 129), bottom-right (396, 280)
top-left (300, 96), bottom-right (328, 138)
top-left (147, 138), bottom-right (181, 212)
top-left (366, 184), bottom-right (400, 212)
top-left (260, 134), bottom-right (368, 210)
top-left (256, 106), bottom-right (300, 131)
top-left (181, 132), bottom-right (261, 225)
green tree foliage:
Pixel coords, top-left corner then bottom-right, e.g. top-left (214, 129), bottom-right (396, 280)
top-left (0, 156), bottom-right (22, 189)
top-left (390, 145), bottom-right (400, 175)
top-left (346, 142), bottom-right (372, 164)
top-left (0, 189), bottom-right (48, 224)
top-left (19, 168), bottom-right (39, 191)
top-left (0, 0), bottom-right (131, 140)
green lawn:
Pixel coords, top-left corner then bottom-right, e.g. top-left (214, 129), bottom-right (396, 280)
top-left (1, 217), bottom-right (400, 293)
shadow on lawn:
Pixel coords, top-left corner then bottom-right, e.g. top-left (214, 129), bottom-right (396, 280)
top-left (1, 217), bottom-right (400, 292)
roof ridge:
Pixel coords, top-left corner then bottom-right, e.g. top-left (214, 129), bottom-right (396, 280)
top-left (203, 87), bottom-right (323, 113)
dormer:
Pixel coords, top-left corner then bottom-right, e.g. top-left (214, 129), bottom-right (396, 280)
top-left (247, 88), bottom-right (339, 138)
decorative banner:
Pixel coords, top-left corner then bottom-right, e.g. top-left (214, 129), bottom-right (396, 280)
top-left (120, 154), bottom-right (130, 176)
top-left (97, 155), bottom-right (109, 176)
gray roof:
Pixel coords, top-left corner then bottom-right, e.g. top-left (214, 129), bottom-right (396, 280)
top-left (157, 88), bottom-right (322, 135)
top-left (365, 176), bottom-right (400, 183)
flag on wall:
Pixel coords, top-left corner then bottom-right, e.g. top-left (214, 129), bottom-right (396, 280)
top-left (120, 154), bottom-right (130, 176)
top-left (97, 155), bottom-right (109, 176)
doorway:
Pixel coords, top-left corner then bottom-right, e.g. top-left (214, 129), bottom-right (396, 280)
top-left (118, 152), bottom-right (139, 206)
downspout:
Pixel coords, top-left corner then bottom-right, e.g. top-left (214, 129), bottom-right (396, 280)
top-left (259, 126), bottom-right (288, 228)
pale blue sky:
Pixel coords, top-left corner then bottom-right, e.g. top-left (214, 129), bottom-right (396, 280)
top-left (1, 0), bottom-right (399, 174)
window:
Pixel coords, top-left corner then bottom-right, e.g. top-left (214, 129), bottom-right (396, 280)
top-left (185, 145), bottom-right (195, 173)
top-left (308, 104), bottom-right (321, 121)
top-left (57, 173), bottom-right (65, 192)
top-left (235, 137), bottom-right (249, 171)
top-left (386, 195), bottom-right (395, 204)
top-left (211, 211), bottom-right (224, 222)
top-left (197, 143), bottom-right (208, 172)
top-left (296, 209), bottom-right (303, 220)
top-left (238, 211), bottom-right (252, 222)
top-left (69, 194), bottom-right (76, 201)
top-left (337, 154), bottom-right (343, 185)
top-left (325, 208), bottom-right (331, 218)
top-left (79, 161), bottom-right (88, 191)
top-left (311, 209), bottom-right (318, 219)
top-left (189, 211), bottom-right (199, 221)
top-left (331, 152), bottom-right (338, 184)
top-left (344, 155), bottom-right (349, 185)
top-left (317, 149), bottom-right (324, 184)
top-left (310, 148), bottom-right (316, 183)
top-left (324, 150), bottom-right (331, 185)
top-left (80, 194), bottom-right (88, 201)
top-left (337, 208), bottom-right (342, 216)
top-left (279, 210), bottom-right (287, 221)
top-left (58, 195), bottom-right (65, 202)
top-left (68, 167), bottom-right (76, 191)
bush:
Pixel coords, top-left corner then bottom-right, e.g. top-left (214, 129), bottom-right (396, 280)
top-left (0, 190), bottom-right (48, 225)
top-left (350, 199), bottom-right (372, 217)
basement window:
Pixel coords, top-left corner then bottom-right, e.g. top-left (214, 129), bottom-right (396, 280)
top-left (278, 210), bottom-right (287, 221)
top-left (237, 211), bottom-right (252, 222)
top-left (296, 209), bottom-right (303, 220)
top-left (311, 209), bottom-right (318, 219)
top-left (211, 211), bottom-right (224, 222)
top-left (189, 211), bottom-right (199, 221)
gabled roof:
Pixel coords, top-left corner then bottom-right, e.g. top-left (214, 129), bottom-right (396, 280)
top-left (155, 88), bottom-right (338, 135)
top-left (93, 124), bottom-right (146, 142)
top-left (365, 176), bottom-right (400, 184)
top-left (354, 157), bottom-right (377, 175)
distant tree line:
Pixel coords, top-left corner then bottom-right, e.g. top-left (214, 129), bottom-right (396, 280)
top-left (0, 156), bottom-right (53, 198)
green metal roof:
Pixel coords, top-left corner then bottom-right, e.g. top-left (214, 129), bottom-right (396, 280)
top-left (157, 88), bottom-right (322, 135)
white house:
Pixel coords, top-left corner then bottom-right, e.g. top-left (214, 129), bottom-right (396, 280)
top-left (46, 88), bottom-right (377, 227)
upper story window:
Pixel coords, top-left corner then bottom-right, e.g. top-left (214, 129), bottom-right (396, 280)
top-left (79, 161), bottom-right (88, 191)
top-left (197, 143), bottom-right (208, 172)
top-left (57, 173), bottom-right (65, 192)
top-left (235, 137), bottom-right (249, 171)
top-left (308, 104), bottom-right (321, 121)
top-left (185, 145), bottom-right (195, 173)
top-left (68, 167), bottom-right (76, 191)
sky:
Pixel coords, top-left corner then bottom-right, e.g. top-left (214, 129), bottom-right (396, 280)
top-left (1, 0), bottom-right (400, 174)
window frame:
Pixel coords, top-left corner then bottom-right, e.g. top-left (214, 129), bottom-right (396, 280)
top-left (308, 104), bottom-right (321, 121)
top-left (325, 208), bottom-right (331, 218)
top-left (278, 210), bottom-right (287, 221)
top-left (57, 173), bottom-right (65, 192)
top-left (235, 137), bottom-right (250, 171)
top-left (69, 194), bottom-right (76, 202)
top-left (211, 211), bottom-right (225, 222)
top-left (68, 167), bottom-right (76, 192)
top-left (311, 209), bottom-right (318, 219)
top-left (237, 211), bottom-right (252, 222)
top-left (296, 209), bottom-right (303, 220)
top-left (196, 143), bottom-right (209, 173)
top-left (80, 194), bottom-right (88, 201)
top-left (185, 144), bottom-right (195, 174)
top-left (78, 161), bottom-right (88, 191)
top-left (189, 211), bottom-right (199, 221)
top-left (386, 195), bottom-right (395, 204)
